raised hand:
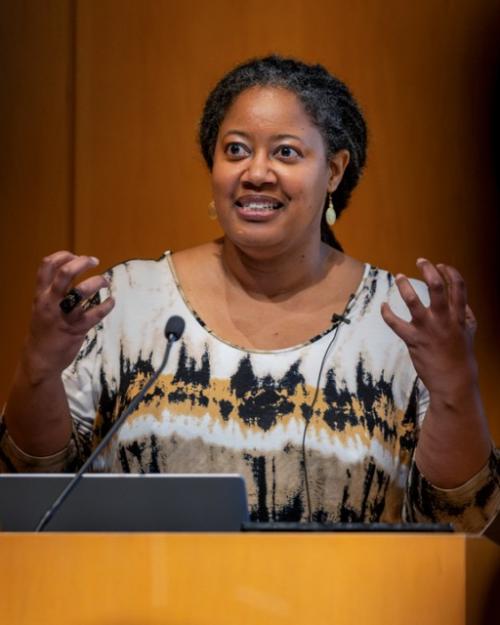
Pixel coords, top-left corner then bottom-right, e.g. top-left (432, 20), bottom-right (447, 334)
top-left (380, 258), bottom-right (494, 487)
top-left (24, 251), bottom-right (114, 380)
top-left (380, 258), bottom-right (479, 399)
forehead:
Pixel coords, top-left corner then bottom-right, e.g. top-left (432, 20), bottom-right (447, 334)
top-left (219, 86), bottom-right (319, 137)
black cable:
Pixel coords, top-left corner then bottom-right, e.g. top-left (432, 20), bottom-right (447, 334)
top-left (301, 296), bottom-right (354, 523)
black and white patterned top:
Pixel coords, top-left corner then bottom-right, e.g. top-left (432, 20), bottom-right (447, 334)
top-left (1, 252), bottom-right (498, 531)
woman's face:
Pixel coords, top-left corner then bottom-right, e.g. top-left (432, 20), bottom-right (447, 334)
top-left (211, 86), bottom-right (348, 255)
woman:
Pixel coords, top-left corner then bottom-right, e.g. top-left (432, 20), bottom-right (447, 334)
top-left (1, 56), bottom-right (498, 530)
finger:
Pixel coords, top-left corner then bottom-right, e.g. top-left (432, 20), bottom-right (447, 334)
top-left (73, 275), bottom-right (109, 301)
top-left (380, 302), bottom-right (416, 344)
top-left (59, 288), bottom-right (84, 315)
top-left (36, 251), bottom-right (77, 289)
top-left (465, 304), bottom-right (477, 336)
top-left (49, 255), bottom-right (100, 297)
top-left (416, 258), bottom-right (448, 314)
top-left (394, 274), bottom-right (427, 323)
top-left (437, 264), bottom-right (467, 323)
top-left (435, 263), bottom-right (452, 308)
top-left (58, 275), bottom-right (109, 316)
top-left (64, 295), bottom-right (115, 333)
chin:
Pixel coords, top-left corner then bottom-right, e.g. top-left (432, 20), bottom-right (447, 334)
top-left (225, 230), bottom-right (294, 258)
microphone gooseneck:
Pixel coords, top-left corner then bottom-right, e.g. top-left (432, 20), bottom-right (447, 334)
top-left (34, 315), bottom-right (185, 532)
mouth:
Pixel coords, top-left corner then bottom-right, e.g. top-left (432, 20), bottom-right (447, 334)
top-left (235, 195), bottom-right (284, 214)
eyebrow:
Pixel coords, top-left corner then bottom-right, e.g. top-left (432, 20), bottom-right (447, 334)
top-left (221, 130), bottom-right (304, 142)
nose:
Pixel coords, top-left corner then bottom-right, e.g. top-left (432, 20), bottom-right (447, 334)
top-left (241, 151), bottom-right (277, 187)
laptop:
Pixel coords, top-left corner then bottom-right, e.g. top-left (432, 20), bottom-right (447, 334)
top-left (0, 473), bottom-right (249, 532)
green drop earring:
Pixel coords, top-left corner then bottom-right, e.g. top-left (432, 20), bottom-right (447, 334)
top-left (325, 193), bottom-right (336, 226)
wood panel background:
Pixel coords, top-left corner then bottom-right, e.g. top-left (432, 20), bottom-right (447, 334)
top-left (0, 0), bottom-right (74, 400)
top-left (1, 0), bottom-right (499, 443)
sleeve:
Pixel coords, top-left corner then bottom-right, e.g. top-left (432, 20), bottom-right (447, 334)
top-left (403, 379), bottom-right (500, 533)
top-left (0, 420), bottom-right (80, 473)
top-left (61, 319), bottom-right (106, 464)
top-left (62, 323), bottom-right (107, 466)
top-left (0, 318), bottom-right (105, 473)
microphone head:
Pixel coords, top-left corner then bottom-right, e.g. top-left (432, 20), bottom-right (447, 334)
top-left (164, 315), bottom-right (185, 342)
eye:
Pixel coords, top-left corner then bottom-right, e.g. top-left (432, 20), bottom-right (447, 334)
top-left (275, 145), bottom-right (302, 160)
top-left (224, 142), bottom-right (250, 159)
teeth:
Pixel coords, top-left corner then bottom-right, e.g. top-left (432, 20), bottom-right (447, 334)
top-left (240, 202), bottom-right (280, 211)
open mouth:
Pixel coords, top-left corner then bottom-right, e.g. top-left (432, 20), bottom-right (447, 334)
top-left (235, 198), bottom-right (284, 213)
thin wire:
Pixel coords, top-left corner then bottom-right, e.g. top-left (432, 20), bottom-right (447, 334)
top-left (302, 295), bottom-right (354, 523)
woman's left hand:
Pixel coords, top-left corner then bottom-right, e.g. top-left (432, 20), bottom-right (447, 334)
top-left (381, 258), bottom-right (493, 488)
top-left (381, 258), bottom-right (478, 399)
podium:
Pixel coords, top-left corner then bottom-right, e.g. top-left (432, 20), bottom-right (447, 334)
top-left (1, 532), bottom-right (499, 625)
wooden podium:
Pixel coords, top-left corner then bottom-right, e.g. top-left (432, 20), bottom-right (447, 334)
top-left (1, 532), bottom-right (499, 625)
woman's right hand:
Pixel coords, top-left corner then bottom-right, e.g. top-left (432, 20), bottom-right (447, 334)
top-left (22, 251), bottom-right (115, 382)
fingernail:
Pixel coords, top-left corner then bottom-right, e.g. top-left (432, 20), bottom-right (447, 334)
top-left (416, 257), bottom-right (427, 265)
top-left (90, 256), bottom-right (99, 265)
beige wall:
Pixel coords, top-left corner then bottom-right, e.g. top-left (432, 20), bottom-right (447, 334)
top-left (1, 0), bottom-right (499, 440)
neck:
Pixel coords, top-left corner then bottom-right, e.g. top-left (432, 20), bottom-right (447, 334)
top-left (219, 238), bottom-right (335, 299)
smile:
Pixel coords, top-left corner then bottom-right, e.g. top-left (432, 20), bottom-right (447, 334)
top-left (235, 196), bottom-right (284, 213)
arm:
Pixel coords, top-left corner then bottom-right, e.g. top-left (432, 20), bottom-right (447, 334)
top-left (3, 251), bottom-right (114, 458)
top-left (381, 258), bottom-right (493, 488)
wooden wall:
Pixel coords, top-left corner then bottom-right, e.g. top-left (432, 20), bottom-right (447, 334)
top-left (1, 0), bottom-right (499, 441)
top-left (0, 0), bottom-right (74, 397)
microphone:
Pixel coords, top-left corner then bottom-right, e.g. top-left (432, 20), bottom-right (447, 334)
top-left (34, 315), bottom-right (185, 532)
top-left (331, 312), bottom-right (351, 325)
top-left (164, 315), bottom-right (185, 341)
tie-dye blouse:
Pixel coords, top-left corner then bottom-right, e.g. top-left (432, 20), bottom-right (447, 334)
top-left (1, 252), bottom-right (499, 531)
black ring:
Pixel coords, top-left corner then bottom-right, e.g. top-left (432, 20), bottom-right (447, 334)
top-left (59, 288), bottom-right (83, 314)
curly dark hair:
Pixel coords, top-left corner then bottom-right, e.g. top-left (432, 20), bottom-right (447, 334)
top-left (199, 55), bottom-right (368, 251)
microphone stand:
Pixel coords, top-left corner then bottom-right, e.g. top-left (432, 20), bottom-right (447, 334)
top-left (35, 316), bottom-right (185, 532)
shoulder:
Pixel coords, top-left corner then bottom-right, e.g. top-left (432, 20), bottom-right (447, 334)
top-left (97, 253), bottom-right (180, 353)
top-left (104, 252), bottom-right (172, 294)
top-left (359, 264), bottom-right (429, 319)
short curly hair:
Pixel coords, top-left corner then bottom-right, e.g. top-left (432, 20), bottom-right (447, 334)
top-left (198, 55), bottom-right (368, 250)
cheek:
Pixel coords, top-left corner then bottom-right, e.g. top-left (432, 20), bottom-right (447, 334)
top-left (211, 162), bottom-right (239, 196)
top-left (283, 170), bottom-right (327, 202)
top-left (285, 160), bottom-right (330, 189)
top-left (291, 171), bottom-right (330, 217)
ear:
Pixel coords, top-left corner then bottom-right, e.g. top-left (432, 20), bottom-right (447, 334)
top-left (327, 149), bottom-right (350, 193)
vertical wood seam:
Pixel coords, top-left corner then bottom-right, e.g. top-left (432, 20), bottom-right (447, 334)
top-left (67, 0), bottom-right (77, 253)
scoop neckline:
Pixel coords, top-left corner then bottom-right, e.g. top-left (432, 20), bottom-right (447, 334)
top-left (164, 250), bottom-right (372, 355)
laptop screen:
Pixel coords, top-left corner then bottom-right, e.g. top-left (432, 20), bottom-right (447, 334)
top-left (0, 473), bottom-right (249, 532)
